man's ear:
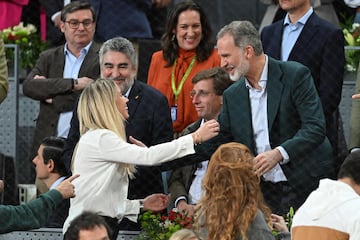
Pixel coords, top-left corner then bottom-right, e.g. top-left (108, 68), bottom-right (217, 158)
top-left (47, 159), bottom-right (55, 172)
top-left (244, 45), bottom-right (253, 59)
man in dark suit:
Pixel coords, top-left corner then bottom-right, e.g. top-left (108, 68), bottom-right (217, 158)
top-left (260, 0), bottom-right (346, 173)
top-left (87, 0), bottom-right (153, 42)
top-left (62, 36), bottom-right (173, 230)
top-left (168, 67), bottom-right (233, 216)
top-left (197, 20), bottom-right (333, 215)
top-left (32, 136), bottom-right (69, 228)
top-left (23, 2), bottom-right (100, 187)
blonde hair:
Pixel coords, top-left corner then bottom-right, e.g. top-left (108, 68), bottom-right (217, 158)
top-left (194, 142), bottom-right (272, 240)
top-left (169, 229), bottom-right (199, 240)
top-left (77, 79), bottom-right (136, 176)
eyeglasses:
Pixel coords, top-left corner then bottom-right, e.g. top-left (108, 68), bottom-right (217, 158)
top-left (65, 19), bottom-right (94, 29)
top-left (190, 89), bottom-right (214, 98)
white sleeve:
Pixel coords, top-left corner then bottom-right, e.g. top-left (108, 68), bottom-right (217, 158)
top-left (98, 130), bottom-right (195, 166)
top-left (344, 0), bottom-right (360, 8)
top-left (349, 219), bottom-right (360, 240)
top-left (116, 199), bottom-right (141, 223)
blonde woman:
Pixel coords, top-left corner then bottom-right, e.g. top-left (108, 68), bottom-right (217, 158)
top-left (170, 229), bottom-right (199, 240)
top-left (194, 142), bottom-right (274, 240)
top-left (62, 79), bottom-right (219, 240)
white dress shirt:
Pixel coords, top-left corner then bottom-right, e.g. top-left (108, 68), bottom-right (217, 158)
top-left (246, 55), bottom-right (287, 183)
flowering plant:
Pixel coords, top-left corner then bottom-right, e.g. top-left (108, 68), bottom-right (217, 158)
top-left (2, 22), bottom-right (47, 70)
top-left (137, 209), bottom-right (194, 240)
top-left (343, 23), bottom-right (360, 72)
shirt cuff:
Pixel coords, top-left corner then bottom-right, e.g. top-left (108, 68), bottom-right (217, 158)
top-left (51, 11), bottom-right (61, 22)
top-left (351, 147), bottom-right (360, 153)
top-left (174, 196), bottom-right (187, 208)
top-left (276, 146), bottom-right (289, 164)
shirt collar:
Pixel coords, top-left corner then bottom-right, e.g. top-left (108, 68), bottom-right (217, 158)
top-left (50, 176), bottom-right (66, 190)
top-left (245, 55), bottom-right (268, 90)
top-left (124, 86), bottom-right (132, 98)
top-left (283, 7), bottom-right (313, 26)
top-left (64, 41), bottom-right (92, 56)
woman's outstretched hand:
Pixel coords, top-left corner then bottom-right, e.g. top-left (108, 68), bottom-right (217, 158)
top-left (129, 136), bottom-right (147, 147)
top-left (143, 194), bottom-right (170, 212)
top-left (192, 119), bottom-right (220, 144)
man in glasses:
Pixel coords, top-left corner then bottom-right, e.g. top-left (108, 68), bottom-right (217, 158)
top-left (23, 1), bottom-right (100, 193)
top-left (168, 67), bottom-right (233, 217)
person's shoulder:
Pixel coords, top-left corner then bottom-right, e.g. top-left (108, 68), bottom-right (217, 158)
top-left (82, 129), bottom-right (115, 139)
top-left (262, 19), bottom-right (283, 33)
top-left (43, 189), bottom-right (64, 202)
top-left (89, 42), bottom-right (102, 52)
top-left (269, 56), bottom-right (307, 70)
top-left (134, 80), bottom-right (167, 99)
top-left (207, 49), bottom-right (221, 62)
top-left (309, 12), bottom-right (341, 31)
top-left (182, 119), bottom-right (202, 135)
top-left (40, 45), bottom-right (64, 56)
top-left (151, 50), bottom-right (164, 59)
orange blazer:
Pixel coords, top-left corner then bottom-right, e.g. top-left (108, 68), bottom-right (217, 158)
top-left (147, 48), bottom-right (220, 133)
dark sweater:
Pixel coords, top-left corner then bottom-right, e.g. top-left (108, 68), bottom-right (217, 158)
top-left (0, 189), bottom-right (63, 233)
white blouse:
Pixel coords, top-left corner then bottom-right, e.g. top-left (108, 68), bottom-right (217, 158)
top-left (63, 129), bottom-right (195, 233)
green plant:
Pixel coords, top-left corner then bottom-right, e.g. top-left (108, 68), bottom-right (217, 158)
top-left (137, 209), bottom-right (193, 240)
top-left (2, 22), bottom-right (48, 70)
top-left (342, 21), bottom-right (360, 72)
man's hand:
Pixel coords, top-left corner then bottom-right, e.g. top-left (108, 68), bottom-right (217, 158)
top-left (143, 194), bottom-right (170, 212)
top-left (352, 93), bottom-right (360, 99)
top-left (73, 77), bottom-right (94, 91)
top-left (129, 136), bottom-right (147, 147)
top-left (254, 149), bottom-right (282, 176)
top-left (33, 75), bottom-right (53, 103)
top-left (152, 0), bottom-right (171, 8)
top-left (0, 180), bottom-right (3, 193)
top-left (53, 14), bottom-right (61, 28)
top-left (55, 174), bottom-right (79, 199)
top-left (271, 214), bottom-right (289, 232)
top-left (177, 200), bottom-right (195, 218)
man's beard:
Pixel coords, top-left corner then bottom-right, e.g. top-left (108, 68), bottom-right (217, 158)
top-left (106, 76), bottom-right (135, 94)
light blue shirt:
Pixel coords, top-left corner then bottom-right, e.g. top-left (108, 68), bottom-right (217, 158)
top-left (281, 8), bottom-right (313, 61)
top-left (57, 42), bottom-right (92, 138)
top-left (50, 176), bottom-right (66, 190)
top-left (245, 55), bottom-right (288, 183)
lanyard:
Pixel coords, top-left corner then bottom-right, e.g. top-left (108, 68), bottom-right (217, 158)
top-left (171, 55), bottom-right (196, 101)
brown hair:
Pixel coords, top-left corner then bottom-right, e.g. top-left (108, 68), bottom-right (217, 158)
top-left (195, 142), bottom-right (272, 240)
top-left (161, 0), bottom-right (214, 66)
top-left (192, 67), bottom-right (233, 96)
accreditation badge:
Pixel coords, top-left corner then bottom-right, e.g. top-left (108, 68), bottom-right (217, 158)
top-left (171, 106), bottom-right (177, 121)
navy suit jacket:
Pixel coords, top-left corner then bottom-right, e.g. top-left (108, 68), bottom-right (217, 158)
top-left (89, 0), bottom-right (153, 42)
top-left (63, 80), bottom-right (173, 199)
top-left (261, 12), bottom-right (345, 154)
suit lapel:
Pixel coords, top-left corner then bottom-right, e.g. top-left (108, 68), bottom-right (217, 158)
top-left (267, 57), bottom-right (284, 130)
top-left (227, 81), bottom-right (255, 151)
top-left (79, 42), bottom-right (100, 76)
top-left (288, 13), bottom-right (319, 60)
top-left (127, 80), bottom-right (142, 122)
top-left (270, 23), bottom-right (283, 59)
